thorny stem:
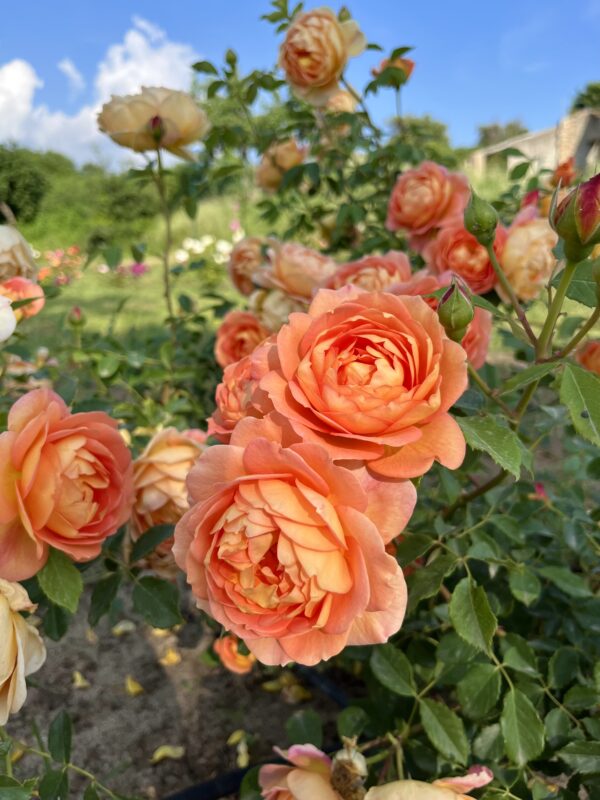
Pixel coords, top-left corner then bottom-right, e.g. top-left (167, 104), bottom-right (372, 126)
top-left (486, 243), bottom-right (537, 347)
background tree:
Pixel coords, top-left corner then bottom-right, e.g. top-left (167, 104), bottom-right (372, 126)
top-left (477, 120), bottom-right (528, 147)
top-left (571, 81), bottom-right (600, 111)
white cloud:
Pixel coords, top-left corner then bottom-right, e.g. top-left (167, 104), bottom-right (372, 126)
top-left (58, 58), bottom-right (86, 95)
top-left (0, 17), bottom-right (199, 167)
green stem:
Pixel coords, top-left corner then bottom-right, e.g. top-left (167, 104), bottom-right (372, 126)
top-left (154, 149), bottom-right (176, 330)
top-left (557, 303), bottom-right (600, 358)
top-left (486, 243), bottom-right (537, 346)
top-left (536, 260), bottom-right (578, 358)
top-left (442, 470), bottom-right (508, 520)
top-left (340, 76), bottom-right (382, 140)
top-left (468, 364), bottom-right (516, 418)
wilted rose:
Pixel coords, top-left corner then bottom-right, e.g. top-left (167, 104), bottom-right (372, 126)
top-left (0, 579), bottom-right (46, 725)
top-left (260, 744), bottom-right (339, 800)
top-left (0, 225), bottom-right (37, 282)
top-left (98, 86), bottom-right (210, 160)
top-left (279, 7), bottom-right (366, 106)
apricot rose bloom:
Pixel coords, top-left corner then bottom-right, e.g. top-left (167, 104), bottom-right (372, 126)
top-left (207, 354), bottom-right (265, 443)
top-left (372, 56), bottom-right (416, 82)
top-left (325, 88), bottom-right (358, 114)
top-left (323, 251), bottom-right (412, 292)
top-left (131, 427), bottom-right (207, 536)
top-left (386, 162), bottom-right (470, 238)
top-left (279, 7), bottom-right (366, 106)
top-left (98, 86), bottom-right (210, 160)
top-left (576, 340), bottom-right (600, 375)
top-left (0, 277), bottom-right (45, 320)
top-left (0, 388), bottom-right (134, 581)
top-left (259, 744), bottom-right (338, 800)
top-left (0, 225), bottom-right (37, 282)
top-left (259, 288), bottom-right (468, 479)
top-left (0, 579), bottom-right (46, 725)
top-left (174, 417), bottom-right (415, 665)
top-left (262, 242), bottom-right (337, 300)
top-left (214, 635), bottom-right (256, 675)
top-left (365, 766), bottom-right (493, 800)
top-left (256, 140), bottom-right (306, 192)
top-left (214, 310), bottom-right (269, 368)
top-left (499, 217), bottom-right (558, 301)
top-left (228, 237), bottom-right (269, 296)
top-left (423, 219), bottom-right (507, 295)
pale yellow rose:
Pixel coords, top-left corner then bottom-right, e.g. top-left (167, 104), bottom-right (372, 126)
top-left (255, 140), bottom-right (306, 192)
top-left (0, 225), bottom-right (37, 282)
top-left (365, 767), bottom-right (493, 800)
top-left (248, 287), bottom-right (308, 331)
top-left (0, 579), bottom-right (46, 725)
top-left (279, 7), bottom-right (366, 106)
top-left (500, 218), bottom-right (558, 301)
top-left (98, 86), bottom-right (210, 160)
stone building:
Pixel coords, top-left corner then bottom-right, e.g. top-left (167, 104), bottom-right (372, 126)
top-left (466, 108), bottom-right (600, 175)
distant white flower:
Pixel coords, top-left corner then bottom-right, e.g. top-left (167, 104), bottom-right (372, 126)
top-left (215, 240), bottom-right (233, 255)
top-left (96, 263), bottom-right (110, 274)
top-left (200, 235), bottom-right (215, 248)
top-left (0, 296), bottom-right (17, 342)
top-left (174, 249), bottom-right (189, 264)
top-left (232, 228), bottom-right (245, 243)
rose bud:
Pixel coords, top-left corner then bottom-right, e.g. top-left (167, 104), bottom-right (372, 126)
top-left (438, 278), bottom-right (475, 343)
top-left (464, 191), bottom-right (499, 246)
top-left (68, 305), bottom-right (85, 327)
top-left (551, 173), bottom-right (600, 262)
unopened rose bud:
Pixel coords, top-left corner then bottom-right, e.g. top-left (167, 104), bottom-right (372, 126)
top-left (147, 114), bottom-right (166, 145)
top-left (551, 173), bottom-right (600, 262)
top-left (438, 279), bottom-right (475, 343)
top-left (68, 306), bottom-right (85, 328)
top-left (464, 191), bottom-right (499, 246)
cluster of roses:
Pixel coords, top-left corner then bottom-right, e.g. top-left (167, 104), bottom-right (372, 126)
top-left (0, 225), bottom-right (45, 342)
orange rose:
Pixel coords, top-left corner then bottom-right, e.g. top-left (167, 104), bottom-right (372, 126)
top-left (174, 417), bottom-right (414, 665)
top-left (259, 242), bottom-right (337, 300)
top-left (214, 635), bottom-right (256, 675)
top-left (207, 354), bottom-right (265, 443)
top-left (259, 288), bottom-right (468, 479)
top-left (391, 270), bottom-right (492, 368)
top-left (499, 217), bottom-right (558, 301)
top-left (260, 744), bottom-right (338, 800)
top-left (576, 340), bottom-right (600, 375)
top-left (279, 7), bottom-right (366, 106)
top-left (372, 56), bottom-right (415, 82)
top-left (214, 310), bottom-right (269, 368)
top-left (323, 251), bottom-right (411, 291)
top-left (0, 388), bottom-right (133, 581)
top-left (325, 88), bottom-right (358, 113)
top-left (386, 161), bottom-right (470, 237)
top-left (228, 237), bottom-right (269, 296)
top-left (423, 219), bottom-right (507, 295)
top-left (256, 140), bottom-right (306, 192)
top-left (0, 277), bottom-right (45, 320)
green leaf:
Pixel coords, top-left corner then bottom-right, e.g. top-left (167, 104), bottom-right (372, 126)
top-left (37, 549), bottom-right (83, 614)
top-left (88, 573), bottom-right (122, 627)
top-left (538, 565), bottom-right (592, 598)
top-left (419, 698), bottom-right (468, 765)
top-left (500, 362), bottom-right (561, 395)
top-left (449, 578), bottom-right (497, 655)
top-left (552, 258), bottom-right (599, 308)
top-left (560, 364), bottom-right (600, 447)
top-left (84, 786), bottom-right (101, 800)
top-left (42, 604), bottom-right (70, 641)
top-left (457, 663), bottom-right (502, 719)
top-left (406, 553), bottom-right (457, 613)
top-left (48, 711), bottom-right (72, 763)
top-left (370, 644), bottom-right (416, 697)
top-left (239, 767), bottom-right (261, 800)
top-left (557, 741), bottom-right (600, 774)
top-left (38, 769), bottom-right (69, 800)
top-left (192, 60), bottom-right (218, 75)
top-left (96, 354), bottom-right (121, 379)
top-left (548, 647), bottom-right (580, 689)
top-left (130, 524), bottom-right (175, 563)
top-left (473, 723), bottom-right (504, 761)
top-left (457, 416), bottom-right (522, 478)
top-left (510, 161), bottom-right (530, 180)
top-left (508, 566), bottom-right (541, 606)
top-left (395, 533), bottom-right (432, 567)
top-left (500, 688), bottom-right (545, 766)
top-left (285, 709), bottom-right (323, 748)
top-left (502, 635), bottom-right (539, 676)
top-left (132, 577), bottom-right (182, 629)
top-left (337, 707), bottom-right (369, 739)
top-left (0, 776), bottom-right (35, 800)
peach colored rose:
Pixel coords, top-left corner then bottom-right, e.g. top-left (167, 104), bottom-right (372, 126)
top-left (325, 88), bottom-right (358, 113)
top-left (365, 766), bottom-right (493, 800)
top-left (256, 140), bottom-right (306, 192)
top-left (391, 270), bottom-right (492, 368)
top-left (372, 57), bottom-right (415, 82)
top-left (249, 288), bottom-right (309, 332)
top-left (260, 242), bottom-right (337, 300)
top-left (98, 86), bottom-right (210, 160)
top-left (279, 8), bottom-right (366, 106)
top-left (0, 277), bottom-right (45, 320)
top-left (228, 237), bottom-right (270, 295)
top-left (207, 355), bottom-right (265, 443)
top-left (214, 635), bottom-right (256, 675)
top-left (0, 388), bottom-right (134, 581)
top-left (260, 744), bottom-right (339, 800)
top-left (386, 162), bottom-right (470, 237)
top-left (0, 225), bottom-right (37, 282)
top-left (174, 417), bottom-right (414, 665)
top-left (259, 287), bottom-right (468, 479)
top-left (0, 579), bottom-right (46, 725)
top-left (576, 340), bottom-right (600, 375)
top-left (498, 217), bottom-right (558, 301)
top-left (214, 310), bottom-right (269, 368)
top-left (323, 251), bottom-right (411, 291)
top-left (131, 427), bottom-right (207, 536)
top-left (423, 218), bottom-right (507, 295)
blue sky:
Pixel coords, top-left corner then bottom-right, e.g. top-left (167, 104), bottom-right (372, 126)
top-left (0, 0), bottom-right (598, 166)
